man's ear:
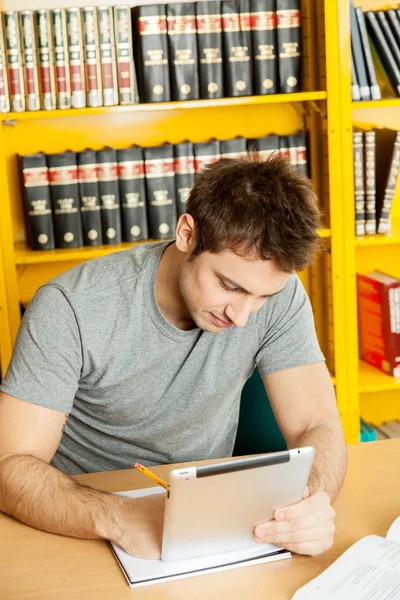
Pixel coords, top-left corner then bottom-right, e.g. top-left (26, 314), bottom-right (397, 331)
top-left (175, 213), bottom-right (196, 254)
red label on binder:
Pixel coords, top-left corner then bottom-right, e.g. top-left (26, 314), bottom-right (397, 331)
top-left (138, 16), bottom-right (167, 35)
top-left (86, 63), bottom-right (100, 91)
top-left (55, 64), bottom-right (68, 93)
top-left (8, 67), bottom-right (22, 96)
top-left (24, 66), bottom-right (37, 95)
top-left (196, 15), bottom-right (222, 34)
top-left (23, 168), bottom-right (49, 187)
top-left (97, 162), bottom-right (118, 180)
top-left (118, 161), bottom-right (145, 179)
top-left (48, 166), bottom-right (78, 184)
top-left (39, 65), bottom-right (52, 94)
top-left (70, 64), bottom-right (84, 92)
top-left (276, 10), bottom-right (301, 29)
top-left (250, 11), bottom-right (276, 30)
top-left (174, 156), bottom-right (195, 175)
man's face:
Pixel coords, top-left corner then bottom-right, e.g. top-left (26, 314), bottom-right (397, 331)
top-left (178, 248), bottom-right (291, 333)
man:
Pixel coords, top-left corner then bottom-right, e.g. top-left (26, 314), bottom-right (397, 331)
top-left (0, 156), bottom-right (346, 560)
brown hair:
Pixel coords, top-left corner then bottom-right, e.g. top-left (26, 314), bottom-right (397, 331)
top-left (185, 154), bottom-right (324, 273)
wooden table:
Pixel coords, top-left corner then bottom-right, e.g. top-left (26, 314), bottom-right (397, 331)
top-left (1, 439), bottom-right (399, 599)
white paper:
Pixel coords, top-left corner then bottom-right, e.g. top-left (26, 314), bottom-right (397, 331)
top-left (292, 535), bottom-right (400, 600)
top-left (111, 487), bottom-right (291, 587)
top-left (387, 518), bottom-right (400, 544)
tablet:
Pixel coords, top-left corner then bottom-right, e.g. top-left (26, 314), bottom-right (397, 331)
top-left (161, 446), bottom-right (315, 562)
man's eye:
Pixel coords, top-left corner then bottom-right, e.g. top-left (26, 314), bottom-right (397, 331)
top-left (220, 281), bottom-right (239, 292)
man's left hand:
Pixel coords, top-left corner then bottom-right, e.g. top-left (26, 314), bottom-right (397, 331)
top-left (253, 487), bottom-right (336, 556)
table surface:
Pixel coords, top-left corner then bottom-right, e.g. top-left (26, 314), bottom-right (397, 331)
top-left (1, 439), bottom-right (399, 600)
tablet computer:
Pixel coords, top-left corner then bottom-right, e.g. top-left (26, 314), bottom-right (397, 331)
top-left (161, 446), bottom-right (314, 562)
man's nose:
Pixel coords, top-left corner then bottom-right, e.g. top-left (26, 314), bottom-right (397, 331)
top-left (225, 296), bottom-right (254, 328)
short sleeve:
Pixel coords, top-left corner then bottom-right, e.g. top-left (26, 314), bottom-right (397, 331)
top-left (256, 274), bottom-right (325, 378)
top-left (0, 284), bottom-right (82, 413)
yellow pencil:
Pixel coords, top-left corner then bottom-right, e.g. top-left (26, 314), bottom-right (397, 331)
top-left (134, 462), bottom-right (168, 489)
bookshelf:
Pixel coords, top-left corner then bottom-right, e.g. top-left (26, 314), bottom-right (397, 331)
top-left (0, 0), bottom-right (353, 438)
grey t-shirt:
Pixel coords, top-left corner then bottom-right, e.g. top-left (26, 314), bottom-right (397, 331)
top-left (1, 242), bottom-right (324, 475)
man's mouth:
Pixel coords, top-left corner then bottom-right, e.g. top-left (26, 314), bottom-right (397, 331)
top-left (210, 313), bottom-right (233, 328)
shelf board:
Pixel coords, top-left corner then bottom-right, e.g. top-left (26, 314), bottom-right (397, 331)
top-left (352, 98), bottom-right (400, 109)
top-left (2, 91), bottom-right (327, 122)
top-left (318, 228), bottom-right (331, 238)
top-left (359, 361), bottom-right (400, 394)
top-left (355, 221), bottom-right (400, 247)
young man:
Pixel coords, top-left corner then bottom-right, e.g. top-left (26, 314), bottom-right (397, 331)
top-left (0, 156), bottom-right (346, 560)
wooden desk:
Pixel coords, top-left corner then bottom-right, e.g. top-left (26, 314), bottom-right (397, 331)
top-left (0, 440), bottom-right (399, 599)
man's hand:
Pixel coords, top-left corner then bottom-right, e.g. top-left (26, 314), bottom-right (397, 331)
top-left (115, 492), bottom-right (166, 559)
top-left (252, 487), bottom-right (335, 556)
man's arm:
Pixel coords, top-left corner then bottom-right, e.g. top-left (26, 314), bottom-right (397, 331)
top-left (252, 361), bottom-right (347, 556)
top-left (0, 392), bottom-right (164, 559)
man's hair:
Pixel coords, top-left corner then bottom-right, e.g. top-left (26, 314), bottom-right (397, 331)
top-left (185, 155), bottom-right (324, 273)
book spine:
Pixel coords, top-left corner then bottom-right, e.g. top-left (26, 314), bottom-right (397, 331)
top-left (366, 11), bottom-right (400, 97)
top-left (77, 150), bottom-right (103, 246)
top-left (250, 0), bottom-right (277, 95)
top-left (376, 11), bottom-right (400, 71)
top-left (35, 9), bottom-right (57, 111)
top-left (220, 136), bottom-right (247, 158)
top-left (114, 5), bottom-right (138, 105)
top-left (349, 1), bottom-right (370, 100)
top-left (82, 7), bottom-right (103, 108)
top-left (19, 11), bottom-right (40, 112)
top-left (353, 131), bottom-right (365, 236)
top-left (388, 286), bottom-right (400, 376)
top-left (222, 0), bottom-right (253, 97)
top-left (378, 131), bottom-right (400, 234)
top-left (0, 17), bottom-right (10, 113)
top-left (364, 130), bottom-right (376, 235)
top-left (288, 132), bottom-right (307, 176)
top-left (351, 47), bottom-right (361, 102)
top-left (3, 11), bottom-right (25, 112)
top-left (144, 145), bottom-right (177, 239)
top-left (276, 0), bottom-right (301, 93)
top-left (195, 1), bottom-right (224, 99)
top-left (117, 147), bottom-right (148, 242)
top-left (167, 3), bottom-right (199, 101)
top-left (355, 8), bottom-right (381, 101)
top-left (279, 135), bottom-right (290, 162)
top-left (51, 9), bottom-right (72, 110)
top-left (47, 152), bottom-right (83, 249)
top-left (387, 10), bottom-right (400, 48)
top-left (174, 142), bottom-right (195, 217)
top-left (357, 275), bottom-right (389, 375)
top-left (66, 8), bottom-right (86, 109)
top-left (133, 5), bottom-right (170, 103)
top-left (97, 6), bottom-right (118, 107)
top-left (194, 140), bottom-right (221, 172)
top-left (20, 153), bottom-right (55, 250)
top-left (97, 148), bottom-right (122, 244)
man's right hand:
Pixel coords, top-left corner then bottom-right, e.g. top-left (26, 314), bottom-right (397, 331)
top-left (115, 492), bottom-right (166, 559)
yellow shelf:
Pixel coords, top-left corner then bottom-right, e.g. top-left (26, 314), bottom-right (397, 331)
top-left (355, 221), bottom-right (400, 247)
top-left (318, 228), bottom-right (331, 238)
top-left (352, 98), bottom-right (400, 109)
top-left (1, 91), bottom-right (327, 122)
top-left (359, 361), bottom-right (400, 394)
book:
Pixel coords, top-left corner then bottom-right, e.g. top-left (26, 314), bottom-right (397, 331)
top-left (47, 151), bottom-right (83, 249)
top-left (114, 5), bottom-right (139, 105)
top-left (278, 135), bottom-right (290, 161)
top-left (117, 146), bottom-right (149, 242)
top-left (349, 1), bottom-right (370, 100)
top-left (376, 11), bottom-right (400, 72)
top-left (374, 127), bottom-right (400, 235)
top-left (352, 130), bottom-right (366, 236)
top-left (276, 0), bottom-right (301, 93)
top-left (111, 487), bottom-right (291, 588)
top-left (364, 129), bottom-right (376, 235)
top-left (97, 6), bottom-right (118, 107)
top-left (174, 141), bottom-right (195, 217)
top-left (355, 8), bottom-right (381, 101)
top-left (82, 7), bottom-right (103, 108)
top-left (250, 0), bottom-right (278, 95)
top-left (35, 9), bottom-right (56, 111)
top-left (386, 10), bottom-right (400, 54)
top-left (222, 0), bottom-right (253, 97)
top-left (51, 8), bottom-right (72, 110)
top-left (350, 47), bottom-right (361, 102)
top-left (77, 150), bottom-right (103, 246)
top-left (66, 7), bottom-right (86, 109)
top-left (167, 3), bottom-right (199, 101)
top-left (288, 132), bottom-right (307, 176)
top-left (357, 271), bottom-right (400, 378)
top-left (143, 144), bottom-right (177, 240)
top-left (0, 15), bottom-right (10, 113)
top-left (3, 11), bottom-right (25, 112)
top-left (220, 137), bottom-right (247, 158)
top-left (248, 135), bottom-right (279, 159)
top-left (365, 11), bottom-right (400, 98)
top-left (19, 153), bottom-right (55, 251)
top-left (19, 11), bottom-right (40, 112)
top-left (132, 4), bottom-right (170, 103)
top-left (193, 139), bottom-right (221, 172)
top-left (292, 517), bottom-right (400, 598)
top-left (97, 147), bottom-right (122, 245)
top-left (195, 1), bottom-right (224, 99)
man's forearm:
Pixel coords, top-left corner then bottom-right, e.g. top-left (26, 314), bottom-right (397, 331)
top-left (0, 454), bottom-right (129, 543)
top-left (288, 421), bottom-right (348, 502)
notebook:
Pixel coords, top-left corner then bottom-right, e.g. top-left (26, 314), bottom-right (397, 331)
top-left (110, 487), bottom-right (291, 587)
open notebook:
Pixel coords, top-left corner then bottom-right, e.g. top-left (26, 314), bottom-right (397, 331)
top-left (292, 517), bottom-right (400, 599)
top-left (110, 487), bottom-right (291, 588)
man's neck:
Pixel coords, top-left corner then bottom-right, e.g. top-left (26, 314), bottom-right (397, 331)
top-left (155, 242), bottom-right (196, 330)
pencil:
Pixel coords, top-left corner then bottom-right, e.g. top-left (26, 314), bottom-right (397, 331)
top-left (134, 462), bottom-right (168, 489)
